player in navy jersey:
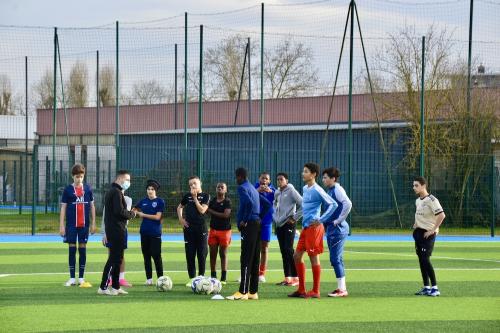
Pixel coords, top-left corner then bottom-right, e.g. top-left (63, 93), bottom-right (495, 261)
top-left (59, 163), bottom-right (96, 287)
top-left (177, 176), bottom-right (210, 285)
top-left (207, 182), bottom-right (232, 284)
top-left (255, 172), bottom-right (275, 283)
top-left (133, 180), bottom-right (166, 286)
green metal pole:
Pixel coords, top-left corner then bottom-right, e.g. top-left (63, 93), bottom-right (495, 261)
top-left (492, 155), bottom-right (496, 238)
top-left (248, 37), bottom-right (252, 125)
top-left (19, 155), bottom-right (22, 214)
top-left (115, 21), bottom-right (120, 172)
top-left (25, 56), bottom-right (28, 211)
top-left (175, 43), bottom-right (178, 130)
top-left (467, 0), bottom-right (474, 116)
top-left (13, 161), bottom-right (17, 208)
top-left (197, 25), bottom-right (203, 178)
top-left (420, 36), bottom-right (425, 177)
top-left (95, 50), bottom-right (101, 188)
top-left (347, 0), bottom-right (354, 211)
top-left (52, 27), bottom-right (57, 213)
top-left (184, 12), bottom-right (188, 179)
top-left (96, 50), bottom-right (100, 189)
top-left (260, 2), bottom-right (264, 171)
top-left (32, 145), bottom-right (38, 235)
top-left (465, 0), bottom-right (474, 227)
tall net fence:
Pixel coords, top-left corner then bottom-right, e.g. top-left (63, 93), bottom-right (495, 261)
top-left (0, 0), bottom-right (498, 234)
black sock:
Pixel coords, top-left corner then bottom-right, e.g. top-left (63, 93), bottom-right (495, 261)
top-left (211, 271), bottom-right (217, 278)
top-left (221, 270), bottom-right (227, 281)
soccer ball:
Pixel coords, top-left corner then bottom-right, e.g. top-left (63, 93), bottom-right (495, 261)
top-left (194, 277), bottom-right (214, 295)
top-left (210, 278), bottom-right (222, 294)
top-left (190, 276), bottom-right (204, 293)
top-left (156, 276), bottom-right (173, 292)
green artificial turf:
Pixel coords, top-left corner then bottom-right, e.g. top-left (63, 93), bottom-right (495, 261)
top-left (0, 241), bottom-right (499, 332)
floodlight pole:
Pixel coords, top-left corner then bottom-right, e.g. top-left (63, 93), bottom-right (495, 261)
top-left (197, 25), bottom-right (203, 179)
top-left (175, 43), bottom-right (178, 130)
top-left (96, 50), bottom-right (100, 188)
top-left (259, 2), bottom-right (264, 172)
top-left (115, 21), bottom-right (120, 172)
top-left (420, 36), bottom-right (425, 177)
top-left (184, 12), bottom-right (188, 181)
top-left (52, 27), bottom-right (57, 212)
top-left (24, 56), bottom-right (28, 213)
top-left (248, 37), bottom-right (252, 125)
top-left (347, 0), bottom-right (354, 208)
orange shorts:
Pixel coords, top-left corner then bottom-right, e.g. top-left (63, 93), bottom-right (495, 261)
top-left (208, 228), bottom-right (232, 247)
top-left (296, 223), bottom-right (324, 256)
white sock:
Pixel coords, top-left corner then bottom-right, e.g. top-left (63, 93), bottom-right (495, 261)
top-left (68, 278), bottom-right (75, 283)
top-left (119, 272), bottom-right (125, 280)
top-left (146, 278), bottom-right (153, 284)
top-left (78, 278), bottom-right (84, 284)
top-left (337, 277), bottom-right (346, 291)
top-left (424, 286), bottom-right (430, 289)
top-left (432, 285), bottom-right (438, 289)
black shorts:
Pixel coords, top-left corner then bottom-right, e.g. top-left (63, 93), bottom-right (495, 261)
top-left (413, 228), bottom-right (436, 256)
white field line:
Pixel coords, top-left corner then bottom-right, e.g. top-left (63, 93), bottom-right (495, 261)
top-left (346, 250), bottom-right (500, 263)
top-left (1, 267), bottom-right (500, 278)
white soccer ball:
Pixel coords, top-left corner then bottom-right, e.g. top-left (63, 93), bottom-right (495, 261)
top-left (191, 276), bottom-right (204, 293)
top-left (195, 277), bottom-right (214, 295)
top-left (156, 276), bottom-right (173, 292)
top-left (210, 278), bottom-right (222, 294)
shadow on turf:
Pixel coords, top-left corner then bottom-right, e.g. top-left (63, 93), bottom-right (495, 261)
top-left (1, 281), bottom-right (500, 307)
top-left (40, 320), bottom-right (500, 333)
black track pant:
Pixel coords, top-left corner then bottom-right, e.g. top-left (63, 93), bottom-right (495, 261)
top-left (183, 224), bottom-right (208, 278)
top-left (100, 232), bottom-right (125, 290)
top-left (276, 222), bottom-right (297, 278)
top-left (141, 234), bottom-right (163, 279)
top-left (239, 221), bottom-right (261, 294)
top-left (413, 228), bottom-right (437, 286)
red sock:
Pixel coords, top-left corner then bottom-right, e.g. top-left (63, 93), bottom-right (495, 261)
top-left (259, 264), bottom-right (266, 276)
top-left (295, 262), bottom-right (306, 293)
top-left (312, 264), bottom-right (321, 294)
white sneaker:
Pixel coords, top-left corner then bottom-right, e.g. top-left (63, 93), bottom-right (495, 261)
top-left (97, 288), bottom-right (111, 295)
top-left (258, 275), bottom-right (266, 283)
top-left (64, 278), bottom-right (76, 287)
top-left (145, 279), bottom-right (153, 286)
top-left (115, 288), bottom-right (128, 295)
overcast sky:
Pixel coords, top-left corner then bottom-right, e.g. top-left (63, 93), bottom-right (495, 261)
top-left (0, 0), bottom-right (498, 109)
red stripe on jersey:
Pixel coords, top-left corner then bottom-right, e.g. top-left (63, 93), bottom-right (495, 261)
top-left (74, 186), bottom-right (85, 228)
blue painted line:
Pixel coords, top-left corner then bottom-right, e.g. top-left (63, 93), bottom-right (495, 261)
top-left (0, 233), bottom-right (498, 243)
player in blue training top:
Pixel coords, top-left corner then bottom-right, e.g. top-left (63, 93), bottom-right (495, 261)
top-left (322, 167), bottom-right (352, 297)
top-left (134, 180), bottom-right (166, 286)
top-left (59, 163), bottom-right (96, 288)
top-left (254, 172), bottom-right (275, 283)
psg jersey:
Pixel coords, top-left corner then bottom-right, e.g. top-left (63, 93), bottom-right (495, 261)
top-left (61, 183), bottom-right (94, 228)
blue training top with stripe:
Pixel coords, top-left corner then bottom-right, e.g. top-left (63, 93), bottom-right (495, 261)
top-left (61, 184), bottom-right (94, 228)
top-left (254, 182), bottom-right (275, 225)
top-left (135, 197), bottom-right (165, 237)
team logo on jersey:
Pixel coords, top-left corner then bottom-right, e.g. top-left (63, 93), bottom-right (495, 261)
top-left (152, 202), bottom-right (158, 208)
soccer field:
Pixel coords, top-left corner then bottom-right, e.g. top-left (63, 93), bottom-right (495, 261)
top-left (1, 239), bottom-right (499, 332)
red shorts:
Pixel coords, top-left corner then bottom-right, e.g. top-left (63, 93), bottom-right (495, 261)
top-left (296, 223), bottom-right (324, 256)
top-left (208, 228), bottom-right (232, 247)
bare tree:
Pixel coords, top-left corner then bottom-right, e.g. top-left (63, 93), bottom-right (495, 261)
top-left (0, 75), bottom-right (13, 115)
top-left (370, 24), bottom-right (499, 226)
top-left (34, 70), bottom-right (55, 110)
top-left (99, 65), bottom-right (115, 106)
top-left (66, 61), bottom-right (88, 107)
top-left (131, 79), bottom-right (169, 105)
top-left (264, 39), bottom-right (318, 98)
top-left (205, 35), bottom-right (257, 101)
